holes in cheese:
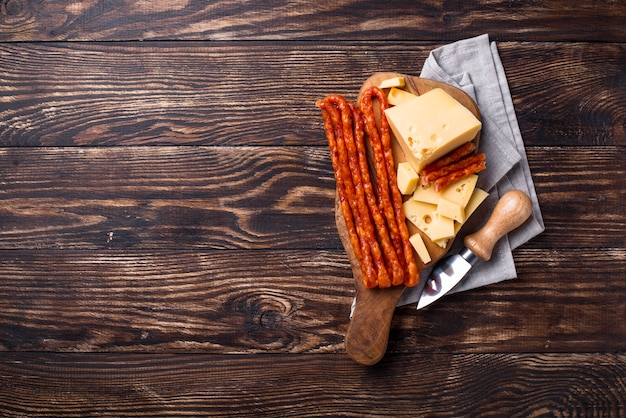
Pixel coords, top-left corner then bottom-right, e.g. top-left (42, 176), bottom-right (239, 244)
top-left (412, 182), bottom-right (440, 205)
top-left (397, 162), bottom-right (419, 195)
top-left (384, 88), bottom-right (482, 172)
top-left (439, 174), bottom-right (478, 208)
top-left (403, 200), bottom-right (455, 242)
top-left (402, 172), bottom-right (489, 261)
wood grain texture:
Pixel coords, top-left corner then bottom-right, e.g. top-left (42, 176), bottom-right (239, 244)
top-left (0, 352), bottom-right (625, 417)
top-left (0, 0), bottom-right (625, 42)
top-left (0, 146), bottom-right (623, 250)
top-left (0, 0), bottom-right (624, 415)
top-left (1, 42), bottom-right (623, 147)
top-left (0, 247), bottom-right (623, 353)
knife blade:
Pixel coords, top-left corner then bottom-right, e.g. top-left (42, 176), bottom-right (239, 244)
top-left (416, 189), bottom-right (533, 310)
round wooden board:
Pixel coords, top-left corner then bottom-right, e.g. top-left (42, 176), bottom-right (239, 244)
top-left (342, 72), bottom-right (481, 366)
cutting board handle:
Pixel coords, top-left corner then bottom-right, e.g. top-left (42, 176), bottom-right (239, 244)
top-left (464, 190), bottom-right (533, 261)
top-left (345, 285), bottom-right (405, 366)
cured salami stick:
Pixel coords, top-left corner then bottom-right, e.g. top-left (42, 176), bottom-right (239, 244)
top-left (421, 142), bottom-right (476, 176)
top-left (434, 160), bottom-right (487, 192)
top-left (326, 95), bottom-right (391, 288)
top-left (348, 102), bottom-right (404, 287)
top-left (359, 90), bottom-right (405, 285)
top-left (317, 103), bottom-right (361, 259)
top-left (371, 87), bottom-right (419, 287)
top-left (317, 99), bottom-right (378, 288)
top-left (421, 153), bottom-right (486, 187)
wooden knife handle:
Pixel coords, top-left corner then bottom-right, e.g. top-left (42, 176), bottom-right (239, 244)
top-left (464, 190), bottom-right (533, 261)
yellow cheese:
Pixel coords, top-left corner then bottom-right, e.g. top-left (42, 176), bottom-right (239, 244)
top-left (437, 197), bottom-right (465, 223)
top-left (440, 174), bottom-right (478, 208)
top-left (412, 182), bottom-right (440, 205)
top-left (409, 233), bottom-right (431, 264)
top-left (384, 88), bottom-right (482, 171)
top-left (434, 238), bottom-right (449, 248)
top-left (454, 188), bottom-right (489, 233)
top-left (387, 87), bottom-right (419, 106)
top-left (397, 162), bottom-right (419, 195)
top-left (403, 199), bottom-right (455, 242)
top-left (379, 76), bottom-right (405, 89)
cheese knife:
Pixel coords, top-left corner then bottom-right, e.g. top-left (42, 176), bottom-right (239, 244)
top-left (416, 189), bottom-right (533, 310)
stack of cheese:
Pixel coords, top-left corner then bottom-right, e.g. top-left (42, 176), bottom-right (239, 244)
top-left (379, 77), bottom-right (489, 264)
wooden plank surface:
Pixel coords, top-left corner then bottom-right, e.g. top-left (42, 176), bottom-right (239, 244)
top-left (0, 0), bottom-right (625, 416)
top-left (0, 247), bottom-right (624, 354)
top-left (0, 353), bottom-right (625, 417)
top-left (0, 0), bottom-right (625, 42)
top-left (0, 42), bottom-right (624, 147)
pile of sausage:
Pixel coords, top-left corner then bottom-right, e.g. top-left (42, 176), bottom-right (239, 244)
top-left (316, 87), bottom-right (419, 289)
top-left (420, 142), bottom-right (486, 192)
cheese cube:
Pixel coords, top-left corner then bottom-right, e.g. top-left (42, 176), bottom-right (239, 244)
top-left (437, 197), bottom-right (465, 223)
top-left (387, 87), bottom-right (419, 106)
top-left (403, 199), bottom-right (455, 242)
top-left (412, 182), bottom-right (440, 205)
top-left (384, 88), bottom-right (482, 171)
top-left (397, 162), bottom-right (419, 195)
top-left (379, 76), bottom-right (405, 89)
top-left (409, 233), bottom-right (431, 264)
top-left (440, 174), bottom-right (478, 208)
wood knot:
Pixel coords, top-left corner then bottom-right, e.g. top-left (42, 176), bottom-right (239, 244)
top-left (3, 0), bottom-right (22, 16)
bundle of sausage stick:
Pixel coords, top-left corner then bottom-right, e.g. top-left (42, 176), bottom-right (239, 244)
top-left (316, 87), bottom-right (419, 289)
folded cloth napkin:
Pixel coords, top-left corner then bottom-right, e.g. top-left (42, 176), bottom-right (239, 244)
top-left (397, 34), bottom-right (545, 307)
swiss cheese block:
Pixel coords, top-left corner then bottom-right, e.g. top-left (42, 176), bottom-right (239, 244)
top-left (387, 87), bottom-right (419, 106)
top-left (379, 76), bottom-right (405, 89)
top-left (397, 162), bottom-right (419, 195)
top-left (403, 200), bottom-right (455, 242)
top-left (384, 88), bottom-right (482, 171)
top-left (409, 233), bottom-right (431, 264)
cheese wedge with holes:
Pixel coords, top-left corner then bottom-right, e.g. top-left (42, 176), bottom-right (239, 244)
top-left (440, 174), bottom-right (478, 208)
top-left (384, 88), bottom-right (482, 171)
top-left (412, 182), bottom-right (440, 205)
top-left (403, 200), bottom-right (455, 242)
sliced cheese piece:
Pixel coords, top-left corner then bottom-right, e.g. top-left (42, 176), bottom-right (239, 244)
top-left (440, 174), bottom-right (478, 208)
top-left (397, 162), bottom-right (419, 195)
top-left (387, 87), bottom-right (418, 106)
top-left (434, 238), bottom-right (449, 248)
top-left (384, 88), bottom-right (482, 171)
top-left (412, 182), bottom-right (440, 205)
top-left (455, 188), bottom-right (489, 234)
top-left (409, 233), bottom-right (431, 264)
top-left (403, 199), bottom-right (455, 242)
top-left (379, 76), bottom-right (405, 89)
top-left (437, 197), bottom-right (465, 223)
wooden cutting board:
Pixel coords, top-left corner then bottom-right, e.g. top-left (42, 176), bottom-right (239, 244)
top-left (340, 72), bottom-right (481, 365)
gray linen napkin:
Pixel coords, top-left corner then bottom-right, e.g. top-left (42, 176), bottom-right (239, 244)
top-left (397, 34), bottom-right (545, 307)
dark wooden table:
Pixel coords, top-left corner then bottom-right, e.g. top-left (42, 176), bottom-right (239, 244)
top-left (1, 1), bottom-right (625, 416)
